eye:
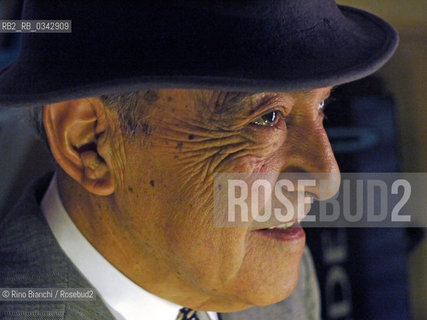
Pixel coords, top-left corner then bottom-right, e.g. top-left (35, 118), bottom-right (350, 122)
top-left (319, 100), bottom-right (326, 113)
top-left (318, 96), bottom-right (335, 120)
top-left (252, 110), bottom-right (280, 127)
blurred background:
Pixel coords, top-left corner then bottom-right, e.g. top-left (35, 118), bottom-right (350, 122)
top-left (0, 1), bottom-right (426, 319)
top-left (336, 1), bottom-right (427, 319)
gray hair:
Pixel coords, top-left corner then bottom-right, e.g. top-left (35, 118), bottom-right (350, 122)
top-left (30, 90), bottom-right (153, 146)
top-left (100, 91), bottom-right (153, 136)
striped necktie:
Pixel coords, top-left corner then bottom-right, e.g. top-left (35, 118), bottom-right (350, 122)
top-left (176, 307), bottom-right (200, 320)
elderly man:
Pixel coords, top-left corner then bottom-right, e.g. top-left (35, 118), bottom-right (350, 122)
top-left (0, 1), bottom-right (398, 319)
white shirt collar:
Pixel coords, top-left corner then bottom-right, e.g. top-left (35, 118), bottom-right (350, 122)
top-left (41, 174), bottom-right (218, 320)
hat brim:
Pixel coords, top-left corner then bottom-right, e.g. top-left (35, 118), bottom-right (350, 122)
top-left (0, 5), bottom-right (398, 108)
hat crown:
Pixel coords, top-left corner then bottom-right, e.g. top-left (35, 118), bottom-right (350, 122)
top-left (19, 0), bottom-right (344, 67)
top-left (21, 0), bottom-right (341, 29)
top-left (0, 0), bottom-right (398, 107)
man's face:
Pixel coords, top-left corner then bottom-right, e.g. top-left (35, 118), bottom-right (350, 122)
top-left (106, 88), bottom-right (339, 311)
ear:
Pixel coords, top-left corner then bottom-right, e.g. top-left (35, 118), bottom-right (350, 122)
top-left (43, 98), bottom-right (115, 196)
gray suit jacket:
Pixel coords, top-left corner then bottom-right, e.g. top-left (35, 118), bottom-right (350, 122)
top-left (0, 174), bottom-right (320, 320)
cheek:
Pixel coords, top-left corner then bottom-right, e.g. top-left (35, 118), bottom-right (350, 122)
top-left (222, 154), bottom-right (284, 173)
top-left (221, 123), bottom-right (288, 172)
top-left (217, 130), bottom-right (287, 173)
top-left (163, 219), bottom-right (249, 290)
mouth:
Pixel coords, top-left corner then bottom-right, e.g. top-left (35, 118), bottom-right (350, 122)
top-left (249, 194), bottom-right (313, 238)
top-left (253, 221), bottom-right (305, 242)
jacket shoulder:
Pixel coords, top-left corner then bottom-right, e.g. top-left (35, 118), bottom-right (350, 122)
top-left (0, 174), bottom-right (114, 320)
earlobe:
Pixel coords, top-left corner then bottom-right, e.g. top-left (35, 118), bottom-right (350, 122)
top-left (43, 98), bottom-right (115, 196)
top-left (80, 150), bottom-right (115, 195)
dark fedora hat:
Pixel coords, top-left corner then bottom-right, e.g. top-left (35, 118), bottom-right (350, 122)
top-left (0, 0), bottom-right (398, 108)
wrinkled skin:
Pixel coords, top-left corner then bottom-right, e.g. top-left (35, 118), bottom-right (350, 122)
top-left (50, 88), bottom-right (339, 312)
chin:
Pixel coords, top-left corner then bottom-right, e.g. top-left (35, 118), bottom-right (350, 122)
top-left (234, 251), bottom-right (304, 308)
top-left (249, 271), bottom-right (301, 308)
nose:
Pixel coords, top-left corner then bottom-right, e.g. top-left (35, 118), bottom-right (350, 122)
top-left (281, 112), bottom-right (341, 201)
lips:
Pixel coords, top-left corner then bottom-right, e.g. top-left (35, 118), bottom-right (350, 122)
top-left (250, 194), bottom-right (313, 231)
top-left (254, 222), bottom-right (305, 241)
